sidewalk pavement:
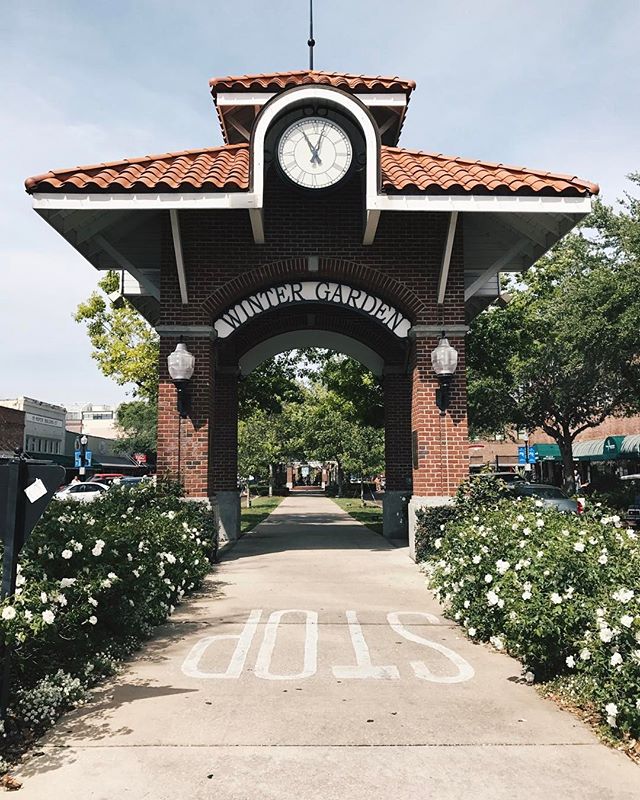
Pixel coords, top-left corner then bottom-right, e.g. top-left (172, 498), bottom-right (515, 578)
top-left (14, 494), bottom-right (640, 799)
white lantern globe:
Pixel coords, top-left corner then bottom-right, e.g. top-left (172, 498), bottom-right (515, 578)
top-left (431, 337), bottom-right (458, 377)
top-left (167, 343), bottom-right (195, 382)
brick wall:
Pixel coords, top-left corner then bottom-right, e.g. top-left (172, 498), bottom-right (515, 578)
top-left (0, 406), bottom-right (25, 452)
top-left (157, 169), bottom-right (468, 500)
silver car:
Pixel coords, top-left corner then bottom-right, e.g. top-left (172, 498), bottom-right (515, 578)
top-left (509, 483), bottom-right (578, 514)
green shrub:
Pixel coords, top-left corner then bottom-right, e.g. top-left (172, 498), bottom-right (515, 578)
top-left (422, 495), bottom-right (640, 741)
top-left (0, 481), bottom-right (216, 742)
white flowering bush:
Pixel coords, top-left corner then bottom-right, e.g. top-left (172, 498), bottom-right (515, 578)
top-left (0, 481), bottom-right (216, 745)
top-left (418, 480), bottom-right (639, 742)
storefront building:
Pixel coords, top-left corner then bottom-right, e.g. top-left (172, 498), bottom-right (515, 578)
top-left (25, 69), bottom-right (598, 545)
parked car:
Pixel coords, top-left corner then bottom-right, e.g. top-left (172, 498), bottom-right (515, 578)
top-left (92, 473), bottom-right (125, 485)
top-left (621, 474), bottom-right (640, 529)
top-left (509, 483), bottom-right (579, 514)
top-left (55, 482), bottom-right (109, 502)
top-left (489, 471), bottom-right (528, 485)
top-left (118, 476), bottom-right (145, 488)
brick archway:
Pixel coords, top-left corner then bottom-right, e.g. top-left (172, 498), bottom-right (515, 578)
top-left (201, 257), bottom-right (427, 323)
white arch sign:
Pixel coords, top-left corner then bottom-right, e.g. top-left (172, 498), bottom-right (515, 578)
top-left (214, 281), bottom-right (411, 339)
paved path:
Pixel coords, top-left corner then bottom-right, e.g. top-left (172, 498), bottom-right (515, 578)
top-left (15, 494), bottom-right (639, 799)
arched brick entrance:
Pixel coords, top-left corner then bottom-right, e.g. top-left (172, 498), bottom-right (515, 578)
top-left (27, 68), bottom-right (596, 554)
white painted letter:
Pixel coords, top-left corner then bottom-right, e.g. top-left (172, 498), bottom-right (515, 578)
top-left (387, 612), bottom-right (474, 683)
top-left (181, 609), bottom-right (262, 679)
top-left (255, 610), bottom-right (318, 680)
top-left (332, 610), bottom-right (399, 679)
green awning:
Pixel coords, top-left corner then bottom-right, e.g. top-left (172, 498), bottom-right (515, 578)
top-left (621, 434), bottom-right (640, 459)
top-left (532, 443), bottom-right (561, 461)
top-left (573, 436), bottom-right (625, 461)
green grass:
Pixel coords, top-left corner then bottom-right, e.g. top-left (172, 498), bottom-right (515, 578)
top-left (240, 495), bottom-right (284, 533)
top-left (331, 497), bottom-right (383, 535)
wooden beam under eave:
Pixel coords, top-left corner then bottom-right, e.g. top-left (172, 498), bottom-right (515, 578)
top-left (464, 238), bottom-right (529, 301)
top-left (437, 210), bottom-right (459, 304)
top-left (169, 209), bottom-right (188, 304)
top-left (362, 209), bottom-right (381, 245)
top-left (249, 209), bottom-right (265, 244)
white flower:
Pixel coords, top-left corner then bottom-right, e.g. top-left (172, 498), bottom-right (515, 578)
top-left (598, 554), bottom-right (608, 565)
top-left (574, 541), bottom-right (585, 552)
top-left (467, 627), bottom-right (476, 637)
top-left (522, 590), bottom-right (532, 600)
top-left (42, 610), bottom-right (55, 624)
top-left (536, 519), bottom-right (544, 528)
top-left (88, 615), bottom-right (97, 625)
top-left (487, 590), bottom-right (500, 607)
top-left (599, 627), bottom-right (614, 643)
top-left (73, 541), bottom-right (83, 552)
top-left (496, 560), bottom-right (510, 575)
top-left (2, 606), bottom-right (16, 620)
top-left (100, 579), bottom-right (112, 589)
top-left (523, 527), bottom-right (532, 536)
top-left (92, 546), bottom-right (103, 557)
top-left (565, 655), bottom-right (576, 668)
top-left (88, 597), bottom-right (98, 607)
top-left (534, 500), bottom-right (544, 508)
top-left (550, 593), bottom-right (562, 605)
top-left (107, 572), bottom-right (117, 581)
top-left (604, 702), bottom-right (618, 717)
top-left (607, 715), bottom-right (617, 727)
top-left (489, 636), bottom-right (504, 650)
top-left (56, 594), bottom-right (67, 607)
top-left (620, 615), bottom-right (634, 628)
top-left (524, 671), bottom-right (535, 684)
top-left (612, 588), bottom-right (634, 604)
top-left (463, 600), bottom-right (470, 609)
top-left (484, 574), bottom-right (493, 583)
top-left (610, 652), bottom-right (623, 666)
top-left (434, 538), bottom-right (442, 549)
top-left (580, 648), bottom-right (591, 661)
top-left (61, 549), bottom-right (73, 560)
top-left (472, 555), bottom-right (482, 565)
top-left (497, 598), bottom-right (505, 609)
top-left (516, 514), bottom-right (525, 523)
top-left (40, 592), bottom-right (48, 603)
top-left (24, 610), bottom-right (33, 621)
top-left (60, 578), bottom-right (76, 588)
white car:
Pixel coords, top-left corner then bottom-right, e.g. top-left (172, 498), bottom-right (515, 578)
top-left (55, 482), bottom-right (109, 502)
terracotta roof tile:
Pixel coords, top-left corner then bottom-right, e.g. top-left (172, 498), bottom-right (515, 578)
top-left (380, 147), bottom-right (599, 196)
top-left (25, 145), bottom-right (250, 193)
top-left (25, 144), bottom-right (598, 197)
top-left (209, 70), bottom-right (416, 96)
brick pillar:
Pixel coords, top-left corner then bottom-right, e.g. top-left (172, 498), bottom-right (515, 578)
top-left (157, 333), bottom-right (215, 500)
top-left (382, 369), bottom-right (412, 540)
top-left (210, 368), bottom-right (240, 541)
top-left (408, 332), bottom-right (469, 556)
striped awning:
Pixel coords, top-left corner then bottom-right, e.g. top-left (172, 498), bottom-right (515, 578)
top-left (621, 434), bottom-right (640, 457)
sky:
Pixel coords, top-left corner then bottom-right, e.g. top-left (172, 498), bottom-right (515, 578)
top-left (1, 0), bottom-right (639, 407)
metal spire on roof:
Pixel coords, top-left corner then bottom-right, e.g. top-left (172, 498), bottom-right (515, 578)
top-left (308, 0), bottom-right (315, 70)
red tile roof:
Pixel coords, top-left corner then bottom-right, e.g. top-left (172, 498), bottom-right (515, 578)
top-left (25, 144), bottom-right (598, 197)
top-left (209, 70), bottom-right (416, 97)
top-left (380, 147), bottom-right (599, 196)
top-left (25, 145), bottom-right (250, 193)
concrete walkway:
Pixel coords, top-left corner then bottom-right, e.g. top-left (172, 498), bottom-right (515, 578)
top-left (15, 494), bottom-right (639, 799)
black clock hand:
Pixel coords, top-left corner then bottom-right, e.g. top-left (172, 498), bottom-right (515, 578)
top-left (314, 124), bottom-right (327, 162)
top-left (301, 130), bottom-right (319, 164)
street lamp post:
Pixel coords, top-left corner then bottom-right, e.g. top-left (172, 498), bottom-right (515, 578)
top-left (79, 434), bottom-right (88, 480)
top-left (431, 335), bottom-right (459, 415)
top-left (522, 431), bottom-right (531, 474)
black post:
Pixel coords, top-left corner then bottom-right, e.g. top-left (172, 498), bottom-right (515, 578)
top-left (79, 436), bottom-right (87, 481)
top-left (1, 457), bottom-right (28, 722)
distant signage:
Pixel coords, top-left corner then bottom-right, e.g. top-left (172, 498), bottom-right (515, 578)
top-left (214, 282), bottom-right (411, 339)
top-left (26, 413), bottom-right (62, 428)
top-left (74, 450), bottom-right (92, 468)
top-left (518, 447), bottom-right (537, 464)
top-left (133, 453), bottom-right (147, 464)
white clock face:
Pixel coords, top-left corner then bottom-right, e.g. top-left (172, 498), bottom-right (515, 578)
top-left (277, 117), bottom-right (352, 189)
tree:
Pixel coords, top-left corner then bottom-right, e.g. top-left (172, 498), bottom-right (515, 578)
top-left (315, 353), bottom-right (384, 427)
top-left (238, 354), bottom-right (304, 418)
top-left (340, 424), bottom-right (385, 506)
top-left (74, 271), bottom-right (159, 401)
top-left (113, 400), bottom-right (157, 462)
top-left (467, 186), bottom-right (640, 493)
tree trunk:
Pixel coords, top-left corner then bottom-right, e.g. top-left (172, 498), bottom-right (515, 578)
top-left (268, 463), bottom-right (274, 497)
top-left (245, 481), bottom-right (252, 508)
top-left (558, 438), bottom-right (576, 495)
top-left (360, 471), bottom-right (365, 507)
